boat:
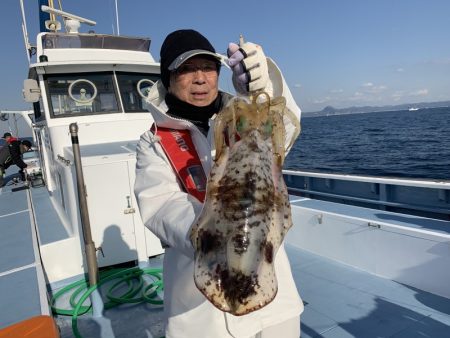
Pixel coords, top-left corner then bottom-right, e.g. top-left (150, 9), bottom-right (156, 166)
top-left (1, 2), bottom-right (449, 337)
top-left (408, 107), bottom-right (420, 111)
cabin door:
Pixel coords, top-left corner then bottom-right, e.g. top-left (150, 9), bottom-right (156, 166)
top-left (82, 161), bottom-right (138, 267)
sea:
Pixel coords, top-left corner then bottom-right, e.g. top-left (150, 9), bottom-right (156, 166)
top-left (284, 106), bottom-right (450, 181)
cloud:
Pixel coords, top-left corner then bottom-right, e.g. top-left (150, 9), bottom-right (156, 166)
top-left (391, 88), bottom-right (429, 101)
top-left (410, 88), bottom-right (428, 96)
top-left (312, 97), bottom-right (331, 104)
top-left (360, 82), bottom-right (387, 94)
top-left (391, 91), bottom-right (405, 101)
top-left (330, 89), bottom-right (343, 94)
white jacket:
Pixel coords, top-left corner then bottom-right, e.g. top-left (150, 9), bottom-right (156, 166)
top-left (134, 59), bottom-right (304, 338)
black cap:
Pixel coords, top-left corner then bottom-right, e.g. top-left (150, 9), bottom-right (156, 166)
top-left (160, 29), bottom-right (221, 89)
top-left (2, 132), bottom-right (11, 138)
top-left (21, 140), bottom-right (32, 149)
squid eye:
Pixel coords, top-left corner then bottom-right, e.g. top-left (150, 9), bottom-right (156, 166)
top-left (236, 116), bottom-right (247, 133)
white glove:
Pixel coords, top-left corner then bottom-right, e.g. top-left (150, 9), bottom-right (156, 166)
top-left (227, 41), bottom-right (269, 94)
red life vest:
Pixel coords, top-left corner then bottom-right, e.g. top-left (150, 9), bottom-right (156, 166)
top-left (151, 124), bottom-right (207, 203)
top-left (6, 136), bottom-right (18, 144)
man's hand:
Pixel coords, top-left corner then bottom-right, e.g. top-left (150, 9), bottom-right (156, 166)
top-left (227, 40), bottom-right (269, 94)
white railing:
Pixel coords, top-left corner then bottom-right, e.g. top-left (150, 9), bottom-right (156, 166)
top-left (283, 170), bottom-right (450, 220)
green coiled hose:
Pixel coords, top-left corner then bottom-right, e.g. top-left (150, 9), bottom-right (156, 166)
top-left (50, 266), bottom-right (164, 338)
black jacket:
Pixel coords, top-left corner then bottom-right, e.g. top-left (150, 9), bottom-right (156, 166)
top-left (0, 140), bottom-right (27, 170)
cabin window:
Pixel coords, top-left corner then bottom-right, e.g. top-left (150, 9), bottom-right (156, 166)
top-left (116, 72), bottom-right (159, 113)
top-left (45, 72), bottom-right (120, 117)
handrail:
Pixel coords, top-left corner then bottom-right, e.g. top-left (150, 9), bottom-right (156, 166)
top-left (288, 187), bottom-right (450, 216)
top-left (283, 169), bottom-right (450, 189)
top-left (284, 170), bottom-right (450, 221)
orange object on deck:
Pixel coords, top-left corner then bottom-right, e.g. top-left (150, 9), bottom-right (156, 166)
top-left (0, 315), bottom-right (60, 338)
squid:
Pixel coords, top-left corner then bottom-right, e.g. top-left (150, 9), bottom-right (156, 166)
top-left (190, 92), bottom-right (300, 315)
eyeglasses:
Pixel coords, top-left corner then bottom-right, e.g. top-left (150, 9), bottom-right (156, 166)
top-left (175, 62), bottom-right (219, 76)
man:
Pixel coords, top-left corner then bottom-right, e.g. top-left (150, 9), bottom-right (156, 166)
top-left (0, 139), bottom-right (32, 187)
top-left (2, 132), bottom-right (18, 145)
top-left (134, 29), bottom-right (303, 337)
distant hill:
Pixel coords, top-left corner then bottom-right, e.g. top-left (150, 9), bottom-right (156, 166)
top-left (303, 100), bottom-right (450, 117)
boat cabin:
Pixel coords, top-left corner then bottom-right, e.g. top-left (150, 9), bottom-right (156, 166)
top-left (23, 29), bottom-right (164, 284)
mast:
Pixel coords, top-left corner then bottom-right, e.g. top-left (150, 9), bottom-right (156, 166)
top-left (19, 0), bottom-right (32, 63)
top-left (38, 0), bottom-right (51, 32)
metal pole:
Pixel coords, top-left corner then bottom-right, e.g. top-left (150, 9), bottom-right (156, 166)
top-left (69, 123), bottom-right (99, 286)
top-left (115, 0), bottom-right (120, 36)
top-left (20, 0), bottom-right (31, 63)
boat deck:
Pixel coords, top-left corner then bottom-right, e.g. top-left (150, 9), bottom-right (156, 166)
top-left (54, 246), bottom-right (450, 338)
top-left (0, 172), bottom-right (49, 329)
top-left (288, 245), bottom-right (450, 337)
top-left (0, 176), bottom-right (449, 337)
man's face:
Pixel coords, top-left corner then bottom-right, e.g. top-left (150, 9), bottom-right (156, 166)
top-left (168, 56), bottom-right (219, 107)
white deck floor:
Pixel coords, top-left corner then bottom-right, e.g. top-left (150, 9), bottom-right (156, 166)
top-left (53, 245), bottom-right (450, 338)
top-left (287, 245), bottom-right (450, 337)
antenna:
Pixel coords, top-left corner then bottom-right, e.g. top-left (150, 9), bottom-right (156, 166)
top-left (41, 5), bottom-right (97, 31)
top-left (115, 0), bottom-right (120, 36)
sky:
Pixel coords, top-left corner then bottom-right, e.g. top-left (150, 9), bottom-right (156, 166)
top-left (1, 0), bottom-right (450, 113)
